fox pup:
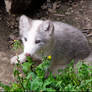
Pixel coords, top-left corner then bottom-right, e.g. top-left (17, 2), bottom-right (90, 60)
top-left (11, 15), bottom-right (91, 73)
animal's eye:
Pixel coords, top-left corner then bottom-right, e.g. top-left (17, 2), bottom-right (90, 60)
top-left (35, 40), bottom-right (41, 44)
top-left (24, 37), bottom-right (27, 41)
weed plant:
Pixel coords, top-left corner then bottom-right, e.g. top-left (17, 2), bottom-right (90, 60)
top-left (0, 56), bottom-right (92, 91)
top-left (1, 40), bottom-right (92, 91)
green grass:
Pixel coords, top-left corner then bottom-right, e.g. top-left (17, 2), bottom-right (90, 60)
top-left (0, 56), bottom-right (92, 92)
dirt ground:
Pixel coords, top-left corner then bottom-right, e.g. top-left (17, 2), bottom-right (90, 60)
top-left (0, 0), bottom-right (92, 84)
top-left (0, 19), bottom-right (14, 84)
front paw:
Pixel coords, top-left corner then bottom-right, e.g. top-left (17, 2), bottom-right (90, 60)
top-left (10, 56), bottom-right (18, 64)
top-left (10, 54), bottom-right (26, 64)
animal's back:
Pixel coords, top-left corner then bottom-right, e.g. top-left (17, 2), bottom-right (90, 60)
top-left (51, 22), bottom-right (90, 64)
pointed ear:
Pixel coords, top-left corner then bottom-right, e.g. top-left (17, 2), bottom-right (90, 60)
top-left (40, 20), bottom-right (54, 35)
top-left (19, 15), bottom-right (32, 35)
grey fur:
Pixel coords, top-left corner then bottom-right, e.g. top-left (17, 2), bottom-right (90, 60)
top-left (36, 21), bottom-right (91, 73)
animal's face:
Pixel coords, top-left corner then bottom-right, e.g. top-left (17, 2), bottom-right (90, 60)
top-left (19, 15), bottom-right (54, 56)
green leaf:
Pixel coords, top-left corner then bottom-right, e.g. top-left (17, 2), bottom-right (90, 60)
top-left (35, 68), bottom-right (45, 78)
top-left (26, 72), bottom-right (36, 80)
top-left (46, 88), bottom-right (56, 92)
top-left (26, 56), bottom-right (33, 62)
top-left (22, 62), bottom-right (32, 73)
top-left (13, 69), bottom-right (20, 77)
top-left (30, 77), bottom-right (43, 91)
top-left (0, 82), bottom-right (10, 91)
top-left (10, 83), bottom-right (23, 91)
top-left (43, 79), bottom-right (52, 88)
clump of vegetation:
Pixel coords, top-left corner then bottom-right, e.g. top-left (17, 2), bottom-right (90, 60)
top-left (12, 40), bottom-right (23, 50)
top-left (0, 55), bottom-right (92, 91)
top-left (1, 40), bottom-right (92, 91)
